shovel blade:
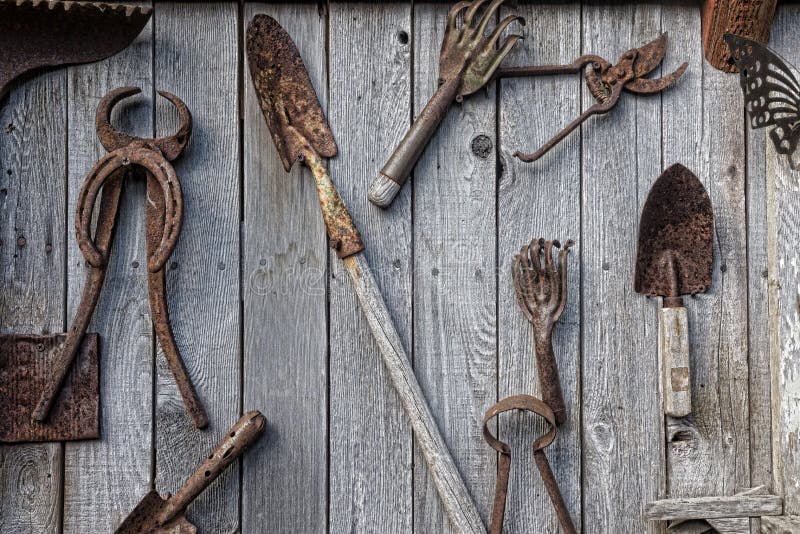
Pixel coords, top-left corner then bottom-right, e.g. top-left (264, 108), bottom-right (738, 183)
top-left (635, 163), bottom-right (714, 298)
top-left (0, 333), bottom-right (99, 442)
top-left (0, 1), bottom-right (152, 100)
top-left (246, 14), bottom-right (336, 172)
top-left (115, 490), bottom-right (197, 534)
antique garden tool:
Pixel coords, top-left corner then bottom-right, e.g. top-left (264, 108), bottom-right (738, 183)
top-left (0, 0), bottom-right (151, 101)
top-left (483, 395), bottom-right (577, 534)
top-left (247, 15), bottom-right (486, 533)
top-left (115, 411), bottom-right (267, 534)
top-left (31, 86), bottom-right (209, 430)
top-left (725, 33), bottom-right (800, 171)
top-left (368, 0), bottom-right (524, 208)
top-left (512, 34), bottom-right (688, 163)
top-left (635, 163), bottom-right (713, 418)
top-left (512, 238), bottom-right (573, 425)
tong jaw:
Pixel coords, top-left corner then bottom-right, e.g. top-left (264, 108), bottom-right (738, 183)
top-left (440, 0), bottom-right (524, 101)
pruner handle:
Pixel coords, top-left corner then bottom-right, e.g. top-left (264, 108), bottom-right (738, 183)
top-left (514, 82), bottom-right (622, 163)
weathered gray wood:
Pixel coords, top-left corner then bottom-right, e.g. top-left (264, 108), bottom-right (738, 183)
top-left (581, 5), bottom-right (663, 532)
top-left (242, 4), bottom-right (328, 533)
top-left (669, 486), bottom-right (769, 534)
top-left (62, 8), bottom-right (154, 531)
top-left (412, 2), bottom-right (496, 531)
top-left (327, 3), bottom-right (413, 532)
top-left (154, 4), bottom-right (240, 532)
top-left (662, 0), bottom-right (751, 504)
top-left (497, 1), bottom-right (582, 532)
top-left (761, 515), bottom-right (800, 533)
top-left (0, 67), bottom-right (66, 534)
top-left (766, 5), bottom-right (800, 517)
top-left (646, 494), bottom-right (783, 520)
top-left (343, 253), bottom-right (485, 533)
top-left (660, 307), bottom-right (692, 417)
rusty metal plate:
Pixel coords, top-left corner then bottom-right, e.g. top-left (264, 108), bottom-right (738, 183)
top-left (0, 333), bottom-right (99, 442)
top-left (635, 163), bottom-right (714, 299)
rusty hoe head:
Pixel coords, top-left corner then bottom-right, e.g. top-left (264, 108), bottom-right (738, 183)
top-left (514, 33), bottom-right (688, 163)
top-left (0, 1), bottom-right (151, 101)
top-left (725, 33), bottom-right (800, 171)
top-left (635, 163), bottom-right (714, 308)
top-left (440, 0), bottom-right (525, 101)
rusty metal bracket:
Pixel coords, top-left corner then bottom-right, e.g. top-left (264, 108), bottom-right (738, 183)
top-left (483, 394), bottom-right (577, 534)
top-left (31, 86), bottom-right (208, 430)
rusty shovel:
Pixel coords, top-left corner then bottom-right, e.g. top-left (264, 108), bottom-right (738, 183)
top-left (115, 411), bottom-right (266, 534)
top-left (635, 163), bottom-right (713, 418)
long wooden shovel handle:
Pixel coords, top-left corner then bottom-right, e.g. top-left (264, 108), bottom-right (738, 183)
top-left (343, 253), bottom-right (486, 533)
top-left (156, 411), bottom-right (267, 525)
top-left (659, 306), bottom-right (692, 417)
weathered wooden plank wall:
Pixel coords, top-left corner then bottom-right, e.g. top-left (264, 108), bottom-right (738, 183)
top-left (1, 1), bottom-right (798, 533)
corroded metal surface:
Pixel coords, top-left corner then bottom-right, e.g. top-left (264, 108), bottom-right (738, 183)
top-left (483, 395), bottom-right (576, 534)
top-left (247, 14), bottom-right (364, 259)
top-left (34, 87), bottom-right (209, 429)
top-left (512, 238), bottom-right (573, 425)
top-left (513, 34), bottom-right (688, 163)
top-left (635, 163), bottom-right (714, 307)
top-left (725, 33), bottom-right (800, 170)
top-left (116, 411), bottom-right (267, 534)
top-left (0, 334), bottom-right (99, 442)
top-left (368, 0), bottom-right (524, 207)
top-left (0, 0), bottom-right (151, 100)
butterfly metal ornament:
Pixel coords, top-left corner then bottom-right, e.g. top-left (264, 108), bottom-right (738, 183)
top-left (725, 34), bottom-right (800, 170)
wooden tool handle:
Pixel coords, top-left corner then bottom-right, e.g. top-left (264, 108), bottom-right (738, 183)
top-left (368, 78), bottom-right (459, 208)
top-left (343, 253), bottom-right (486, 533)
top-left (659, 307), bottom-right (692, 417)
top-left (157, 411), bottom-right (267, 525)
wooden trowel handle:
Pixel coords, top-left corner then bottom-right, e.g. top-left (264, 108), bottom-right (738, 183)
top-left (156, 411), bottom-right (267, 525)
top-left (659, 307), bottom-right (692, 417)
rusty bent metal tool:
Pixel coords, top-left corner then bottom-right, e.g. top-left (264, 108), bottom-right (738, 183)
top-left (30, 86), bottom-right (208, 430)
top-left (511, 33), bottom-right (688, 163)
top-left (635, 163), bottom-right (713, 418)
top-left (247, 15), bottom-right (486, 533)
top-left (512, 238), bottom-right (573, 425)
top-left (0, 0), bottom-right (151, 101)
top-left (483, 395), bottom-right (576, 534)
top-left (368, 0), bottom-right (525, 208)
top-left (116, 411), bottom-right (266, 533)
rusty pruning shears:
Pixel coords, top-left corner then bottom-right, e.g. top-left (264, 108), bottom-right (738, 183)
top-left (505, 33), bottom-right (688, 162)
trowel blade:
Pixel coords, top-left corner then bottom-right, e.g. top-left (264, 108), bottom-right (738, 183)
top-left (114, 490), bottom-right (196, 534)
top-left (635, 163), bottom-right (714, 298)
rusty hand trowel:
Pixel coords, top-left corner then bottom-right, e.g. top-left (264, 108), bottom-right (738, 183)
top-left (116, 411), bottom-right (266, 534)
top-left (0, 0), bottom-right (151, 101)
top-left (247, 15), bottom-right (486, 533)
top-left (635, 163), bottom-right (713, 418)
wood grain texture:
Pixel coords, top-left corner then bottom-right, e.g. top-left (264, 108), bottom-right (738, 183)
top-left (154, 4), bottom-right (240, 532)
top-left (766, 5), bottom-right (800, 516)
top-left (412, 2), bottom-right (496, 531)
top-left (327, 2), bottom-right (414, 532)
top-left (761, 515), bottom-right (800, 533)
top-left (646, 494), bottom-right (782, 520)
top-left (497, 2), bottom-right (582, 532)
top-left (659, 307), bottom-right (692, 418)
top-left (242, 3), bottom-right (328, 534)
top-left (0, 65), bottom-right (66, 534)
top-left (61, 9), bottom-right (154, 532)
top-left (662, 0), bottom-right (751, 505)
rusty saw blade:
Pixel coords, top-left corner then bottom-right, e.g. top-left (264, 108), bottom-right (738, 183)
top-left (246, 13), bottom-right (336, 172)
top-left (635, 163), bottom-right (714, 300)
top-left (0, 0), bottom-right (151, 100)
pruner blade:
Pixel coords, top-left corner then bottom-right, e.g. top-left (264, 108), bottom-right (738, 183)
top-left (512, 33), bottom-right (687, 163)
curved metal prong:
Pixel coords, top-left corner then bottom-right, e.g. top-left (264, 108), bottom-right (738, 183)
top-left (626, 61), bottom-right (688, 94)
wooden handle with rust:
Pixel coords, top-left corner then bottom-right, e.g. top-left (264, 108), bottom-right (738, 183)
top-left (659, 307), bottom-right (692, 417)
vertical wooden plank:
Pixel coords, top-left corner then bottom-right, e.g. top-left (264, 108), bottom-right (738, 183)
top-left (328, 2), bottom-right (413, 531)
top-left (498, 2), bottom-right (582, 532)
top-left (242, 3), bottom-right (328, 533)
top-left (412, 3), bottom-right (496, 530)
top-left (0, 71), bottom-right (66, 534)
top-left (766, 5), bottom-right (800, 515)
top-left (581, 5), bottom-right (664, 533)
top-left (154, 3), bottom-right (240, 532)
top-left (62, 9), bottom-right (154, 530)
top-left (662, 1), bottom-right (750, 504)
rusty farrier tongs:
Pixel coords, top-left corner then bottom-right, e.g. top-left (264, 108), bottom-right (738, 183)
top-left (30, 87), bottom-right (207, 430)
top-left (509, 33), bottom-right (688, 162)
